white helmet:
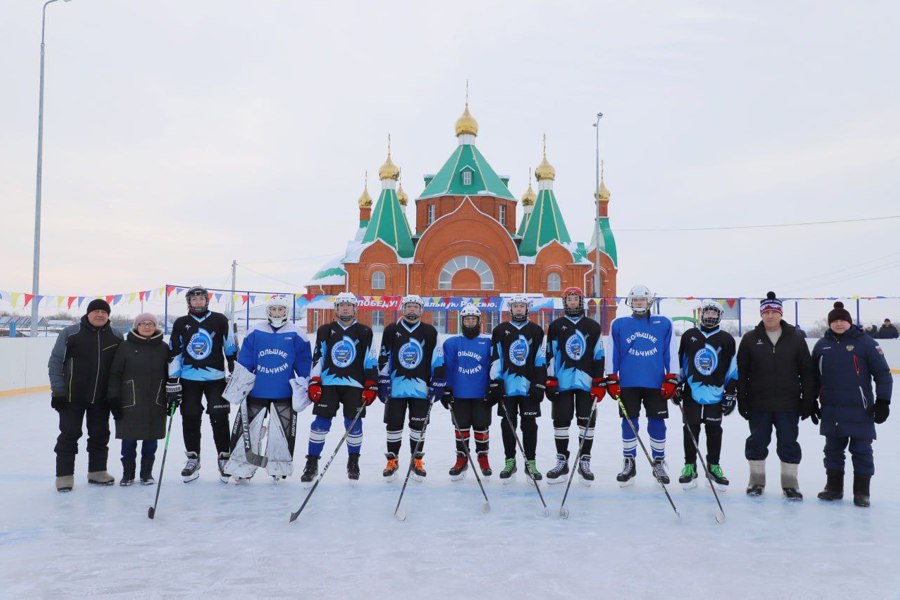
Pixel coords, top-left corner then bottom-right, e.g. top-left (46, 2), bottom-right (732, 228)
top-left (508, 294), bottom-right (530, 323)
top-left (460, 303), bottom-right (481, 318)
top-left (698, 300), bottom-right (724, 329)
top-left (626, 284), bottom-right (655, 315)
top-left (401, 294), bottom-right (424, 309)
top-left (266, 295), bottom-right (291, 328)
top-left (334, 292), bottom-right (358, 307)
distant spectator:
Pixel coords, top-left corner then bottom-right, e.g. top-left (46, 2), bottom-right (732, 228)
top-left (865, 325), bottom-right (879, 338)
top-left (878, 319), bottom-right (899, 339)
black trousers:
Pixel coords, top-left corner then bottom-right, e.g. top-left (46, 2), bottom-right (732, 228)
top-left (181, 379), bottom-right (230, 455)
top-left (449, 400), bottom-right (492, 456)
top-left (681, 398), bottom-right (723, 466)
top-left (499, 395), bottom-right (540, 460)
top-left (55, 401), bottom-right (111, 476)
top-left (384, 397), bottom-right (430, 455)
top-left (550, 390), bottom-right (596, 458)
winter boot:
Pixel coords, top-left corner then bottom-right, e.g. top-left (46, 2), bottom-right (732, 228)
top-left (477, 453), bottom-right (492, 477)
top-left (120, 459), bottom-right (136, 487)
top-left (217, 452), bottom-right (231, 483)
top-left (56, 475), bottom-right (74, 493)
top-left (88, 471), bottom-right (115, 486)
top-left (383, 452), bottom-right (399, 481)
top-left (499, 458), bottom-right (517, 482)
top-left (345, 454), bottom-right (360, 481)
top-left (817, 470), bottom-right (844, 501)
top-left (853, 474), bottom-right (871, 508)
top-left (140, 457), bottom-right (155, 485)
top-left (679, 463), bottom-right (698, 489)
top-left (181, 452), bottom-right (201, 482)
top-left (577, 455), bottom-right (595, 484)
top-left (412, 452), bottom-right (427, 481)
top-left (546, 453), bottom-right (569, 484)
top-left (652, 458), bottom-right (670, 484)
top-left (526, 460), bottom-right (542, 481)
top-left (781, 461), bottom-right (803, 501)
top-left (617, 456), bottom-right (637, 486)
top-left (746, 459), bottom-right (765, 496)
top-left (449, 453), bottom-right (469, 480)
top-left (300, 455), bottom-right (319, 483)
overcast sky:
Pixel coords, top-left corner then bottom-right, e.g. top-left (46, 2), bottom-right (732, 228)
top-left (3, 0), bottom-right (899, 311)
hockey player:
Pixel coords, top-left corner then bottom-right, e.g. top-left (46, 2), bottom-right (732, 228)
top-left (223, 296), bottom-right (312, 481)
top-left (674, 301), bottom-right (738, 490)
top-left (544, 287), bottom-right (606, 484)
top-left (299, 292), bottom-right (378, 483)
top-left (490, 294), bottom-right (547, 482)
top-left (167, 286), bottom-right (238, 482)
top-left (606, 284), bottom-right (677, 486)
top-left (437, 304), bottom-right (492, 479)
top-left (378, 295), bottom-right (439, 481)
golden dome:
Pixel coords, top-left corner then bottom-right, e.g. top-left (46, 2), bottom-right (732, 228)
top-left (358, 185), bottom-right (372, 209)
top-left (521, 169), bottom-right (536, 206)
top-left (378, 154), bottom-right (400, 181)
top-left (535, 135), bottom-right (556, 181)
top-left (397, 183), bottom-right (409, 206)
top-left (596, 180), bottom-right (610, 201)
top-left (455, 103), bottom-right (479, 137)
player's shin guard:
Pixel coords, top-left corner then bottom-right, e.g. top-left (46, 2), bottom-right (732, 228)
top-left (474, 429), bottom-right (489, 456)
top-left (455, 429), bottom-right (471, 455)
top-left (307, 416), bottom-right (332, 459)
top-left (621, 418), bottom-right (639, 457)
top-left (386, 428), bottom-right (403, 455)
top-left (648, 418), bottom-right (666, 460)
top-left (553, 424), bottom-right (570, 458)
top-left (344, 417), bottom-right (362, 456)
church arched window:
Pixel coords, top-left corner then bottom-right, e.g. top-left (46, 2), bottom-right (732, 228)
top-left (371, 271), bottom-right (386, 290)
top-left (438, 256), bottom-right (493, 290)
top-left (547, 272), bottom-right (561, 292)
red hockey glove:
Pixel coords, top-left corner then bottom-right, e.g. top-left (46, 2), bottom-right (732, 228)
top-left (605, 374), bottom-right (621, 400)
top-left (590, 377), bottom-right (606, 403)
top-left (308, 376), bottom-right (323, 403)
top-left (660, 373), bottom-right (679, 401)
top-left (545, 377), bottom-right (560, 401)
top-left (361, 380), bottom-right (378, 406)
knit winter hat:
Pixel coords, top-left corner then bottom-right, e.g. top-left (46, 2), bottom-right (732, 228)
top-left (86, 298), bottom-right (111, 315)
top-left (827, 301), bottom-right (853, 325)
top-left (133, 312), bottom-right (158, 329)
top-left (759, 291), bottom-right (783, 315)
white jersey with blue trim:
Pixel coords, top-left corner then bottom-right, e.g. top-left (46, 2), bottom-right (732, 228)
top-left (678, 326), bottom-right (738, 405)
top-left (378, 320), bottom-right (439, 400)
top-left (168, 311), bottom-right (237, 381)
top-left (546, 315), bottom-right (605, 392)
top-left (310, 321), bottom-right (377, 388)
top-left (489, 320), bottom-right (547, 397)
top-left (236, 322), bottom-right (312, 399)
top-left (605, 314), bottom-right (677, 388)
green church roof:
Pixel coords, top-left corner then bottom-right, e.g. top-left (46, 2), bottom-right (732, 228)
top-left (361, 187), bottom-right (415, 258)
top-left (518, 188), bottom-right (571, 256)
top-left (590, 217), bottom-right (619, 267)
top-left (419, 143), bottom-right (516, 200)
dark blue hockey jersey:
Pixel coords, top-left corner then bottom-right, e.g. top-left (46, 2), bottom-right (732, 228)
top-left (438, 334), bottom-right (491, 400)
top-left (606, 314), bottom-right (677, 388)
top-left (237, 322), bottom-right (312, 399)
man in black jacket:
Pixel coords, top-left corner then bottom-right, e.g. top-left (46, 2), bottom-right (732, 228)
top-left (737, 292), bottom-right (816, 500)
top-left (48, 299), bottom-right (123, 492)
top-left (878, 319), bottom-right (899, 339)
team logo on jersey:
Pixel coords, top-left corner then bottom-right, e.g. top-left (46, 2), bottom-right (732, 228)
top-left (564, 330), bottom-right (586, 361)
top-left (693, 345), bottom-right (719, 376)
top-left (398, 339), bottom-right (424, 370)
top-left (509, 337), bottom-right (529, 367)
top-left (330, 338), bottom-right (357, 368)
top-left (186, 330), bottom-right (213, 360)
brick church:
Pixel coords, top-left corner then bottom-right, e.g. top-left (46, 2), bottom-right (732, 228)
top-left (306, 103), bottom-right (619, 334)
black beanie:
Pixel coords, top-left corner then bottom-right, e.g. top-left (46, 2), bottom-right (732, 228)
top-left (86, 298), bottom-right (111, 315)
top-left (827, 301), bottom-right (852, 325)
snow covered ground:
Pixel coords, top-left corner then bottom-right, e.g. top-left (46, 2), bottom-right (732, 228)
top-left (1, 390), bottom-right (898, 599)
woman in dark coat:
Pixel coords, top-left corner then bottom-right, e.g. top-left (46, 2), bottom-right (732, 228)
top-left (812, 302), bottom-right (892, 507)
top-left (107, 313), bottom-right (169, 485)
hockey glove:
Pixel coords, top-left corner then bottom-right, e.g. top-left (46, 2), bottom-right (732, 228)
top-left (529, 383), bottom-right (545, 404)
top-left (605, 374), bottom-right (621, 400)
top-left (672, 383), bottom-right (684, 405)
top-left (545, 377), bottom-right (560, 402)
top-left (377, 374), bottom-right (391, 403)
top-left (488, 379), bottom-right (504, 405)
top-left (361, 380), bottom-right (378, 406)
top-left (308, 376), bottom-right (324, 403)
top-left (660, 373), bottom-right (679, 401)
top-left (590, 377), bottom-right (606, 403)
top-left (721, 392), bottom-right (737, 416)
top-left (51, 395), bottom-right (67, 412)
top-left (440, 389), bottom-right (454, 410)
top-left (166, 377), bottom-right (183, 412)
top-left (429, 379), bottom-right (447, 403)
top-left (872, 398), bottom-right (890, 424)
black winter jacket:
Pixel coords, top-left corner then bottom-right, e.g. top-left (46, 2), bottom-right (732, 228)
top-left (107, 330), bottom-right (169, 440)
top-left (48, 316), bottom-right (123, 405)
top-left (737, 321), bottom-right (816, 413)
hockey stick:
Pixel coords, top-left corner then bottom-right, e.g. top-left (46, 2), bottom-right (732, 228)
top-left (558, 397), bottom-right (600, 519)
top-left (612, 393), bottom-right (680, 518)
top-left (675, 397), bottom-right (726, 524)
top-left (289, 404), bottom-right (366, 523)
top-left (446, 401), bottom-right (490, 514)
top-left (499, 399), bottom-right (551, 517)
top-left (148, 406), bottom-right (176, 520)
top-left (239, 398), bottom-right (268, 468)
top-left (394, 398), bottom-right (438, 522)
